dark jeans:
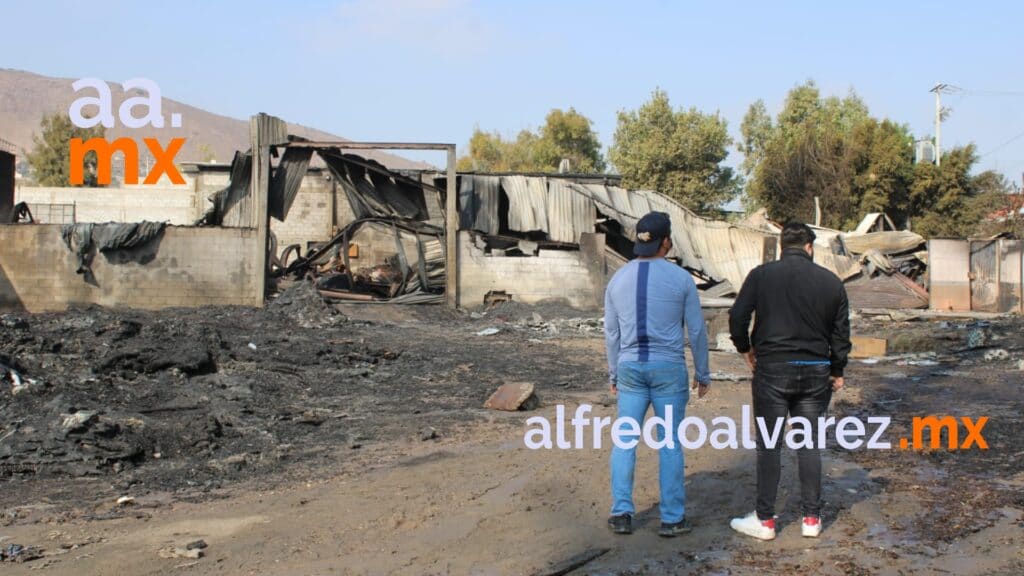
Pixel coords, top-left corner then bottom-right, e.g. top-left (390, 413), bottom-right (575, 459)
top-left (752, 360), bottom-right (833, 520)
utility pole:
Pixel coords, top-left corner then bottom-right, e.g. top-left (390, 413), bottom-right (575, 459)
top-left (930, 83), bottom-right (957, 166)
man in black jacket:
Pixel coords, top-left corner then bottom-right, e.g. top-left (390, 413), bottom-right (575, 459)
top-left (728, 222), bottom-right (851, 540)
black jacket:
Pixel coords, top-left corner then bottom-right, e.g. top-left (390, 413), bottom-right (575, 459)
top-left (729, 248), bottom-right (851, 377)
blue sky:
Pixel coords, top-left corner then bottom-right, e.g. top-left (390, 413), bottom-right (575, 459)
top-left (4, 0), bottom-right (1023, 182)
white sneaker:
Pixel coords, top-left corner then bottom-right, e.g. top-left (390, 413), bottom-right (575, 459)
top-left (802, 516), bottom-right (821, 538)
top-left (730, 512), bottom-right (776, 540)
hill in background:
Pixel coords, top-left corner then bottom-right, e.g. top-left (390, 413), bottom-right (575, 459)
top-left (0, 68), bottom-right (434, 172)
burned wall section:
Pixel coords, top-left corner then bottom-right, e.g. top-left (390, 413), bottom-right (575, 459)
top-left (458, 230), bottom-right (605, 309)
top-left (0, 224), bottom-right (262, 312)
top-left (0, 149), bottom-right (14, 223)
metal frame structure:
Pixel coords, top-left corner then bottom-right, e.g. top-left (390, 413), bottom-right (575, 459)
top-left (249, 115), bottom-right (459, 308)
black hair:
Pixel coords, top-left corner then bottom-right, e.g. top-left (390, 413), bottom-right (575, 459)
top-left (781, 222), bottom-right (816, 249)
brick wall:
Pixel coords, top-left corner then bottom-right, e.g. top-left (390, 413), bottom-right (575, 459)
top-left (457, 231), bottom-right (602, 309)
top-left (0, 224), bottom-right (261, 312)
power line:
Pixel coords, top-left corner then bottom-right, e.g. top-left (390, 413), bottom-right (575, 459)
top-left (960, 88), bottom-right (1024, 97)
top-left (981, 128), bottom-right (1024, 157)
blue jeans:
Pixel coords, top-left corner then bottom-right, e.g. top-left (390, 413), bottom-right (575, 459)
top-left (610, 360), bottom-right (689, 523)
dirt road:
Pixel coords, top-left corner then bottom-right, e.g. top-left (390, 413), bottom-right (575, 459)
top-left (1, 300), bottom-right (1022, 575)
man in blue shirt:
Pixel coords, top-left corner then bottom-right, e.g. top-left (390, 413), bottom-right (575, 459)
top-left (604, 211), bottom-right (711, 537)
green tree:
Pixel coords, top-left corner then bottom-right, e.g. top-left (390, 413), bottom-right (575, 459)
top-left (909, 145), bottom-right (1002, 238)
top-left (26, 112), bottom-right (106, 187)
top-left (971, 171), bottom-right (1023, 237)
top-left (533, 108), bottom-right (606, 173)
top-left (742, 81), bottom-right (913, 229)
top-left (609, 89), bottom-right (738, 213)
top-left (739, 99), bottom-right (772, 177)
top-left (457, 108), bottom-right (605, 173)
top-left (847, 119), bottom-right (915, 229)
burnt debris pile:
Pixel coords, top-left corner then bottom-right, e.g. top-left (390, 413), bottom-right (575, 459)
top-left (0, 289), bottom-right (407, 494)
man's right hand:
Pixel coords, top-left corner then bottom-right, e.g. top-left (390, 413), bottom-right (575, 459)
top-left (742, 349), bottom-right (756, 372)
top-left (831, 376), bottom-right (844, 391)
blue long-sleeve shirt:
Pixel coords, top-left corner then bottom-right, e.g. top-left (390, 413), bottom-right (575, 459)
top-left (604, 258), bottom-right (711, 385)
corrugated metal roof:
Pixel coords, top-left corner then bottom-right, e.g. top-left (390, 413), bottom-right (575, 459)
top-left (458, 175), bottom-right (500, 235)
top-left (500, 175), bottom-right (548, 233)
top-left (574, 183), bottom-right (637, 238)
top-left (449, 173), bottom-right (860, 288)
top-left (547, 180), bottom-right (596, 243)
top-left (269, 147), bottom-right (313, 222)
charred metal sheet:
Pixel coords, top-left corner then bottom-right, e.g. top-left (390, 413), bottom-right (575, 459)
top-left (500, 175), bottom-right (548, 233)
top-left (459, 175), bottom-right (500, 235)
top-left (606, 186), bottom-right (635, 223)
top-left (575, 183), bottom-right (637, 238)
top-left (546, 180), bottom-right (596, 243)
top-left (845, 272), bottom-right (928, 309)
top-left (320, 150), bottom-right (428, 220)
top-left (199, 151), bottom-right (251, 226)
top-left (269, 147), bottom-right (313, 222)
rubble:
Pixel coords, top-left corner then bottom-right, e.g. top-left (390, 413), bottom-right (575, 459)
top-left (267, 280), bottom-right (345, 329)
top-left (0, 298), bottom-right (391, 486)
top-left (159, 545), bottom-right (204, 560)
top-left (709, 372), bottom-right (750, 382)
top-left (984, 348), bottom-right (1010, 361)
top-left (1, 543), bottom-right (43, 563)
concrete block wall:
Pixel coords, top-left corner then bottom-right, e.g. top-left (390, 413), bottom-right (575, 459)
top-left (14, 168), bottom-right (427, 274)
top-left (0, 224), bottom-right (261, 312)
top-left (15, 184), bottom-right (202, 224)
top-left (457, 231), bottom-right (600, 309)
top-left (192, 168), bottom-right (359, 258)
top-left (270, 181), bottom-right (336, 253)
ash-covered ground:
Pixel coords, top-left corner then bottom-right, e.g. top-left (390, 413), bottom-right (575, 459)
top-left (0, 283), bottom-right (605, 519)
top-left (1, 291), bottom-right (1022, 575)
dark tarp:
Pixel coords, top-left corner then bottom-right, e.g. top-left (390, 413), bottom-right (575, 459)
top-left (61, 221), bottom-right (166, 274)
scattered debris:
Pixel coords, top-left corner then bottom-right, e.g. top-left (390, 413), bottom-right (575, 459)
top-left (267, 281), bottom-right (345, 329)
top-left (159, 545), bottom-right (204, 560)
top-left (116, 496), bottom-right (135, 507)
top-left (1, 544), bottom-right (43, 563)
top-left (532, 547), bottom-right (610, 576)
top-left (967, 328), bottom-right (988, 349)
top-left (475, 327), bottom-right (501, 336)
top-left (984, 348), bottom-right (1010, 361)
top-left (484, 382), bottom-right (540, 411)
top-left (851, 336), bottom-right (888, 358)
top-left (709, 372), bottom-right (750, 382)
top-left (714, 333), bottom-right (737, 353)
top-left (419, 427), bottom-right (439, 441)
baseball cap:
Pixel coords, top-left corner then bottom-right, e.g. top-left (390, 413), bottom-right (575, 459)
top-left (634, 211), bottom-right (671, 257)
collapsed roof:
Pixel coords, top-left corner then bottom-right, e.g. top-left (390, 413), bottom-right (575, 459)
top-left (198, 136), bottom-right (920, 304)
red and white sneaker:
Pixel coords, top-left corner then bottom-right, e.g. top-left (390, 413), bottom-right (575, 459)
top-left (730, 512), bottom-right (776, 540)
top-left (802, 515), bottom-right (821, 538)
